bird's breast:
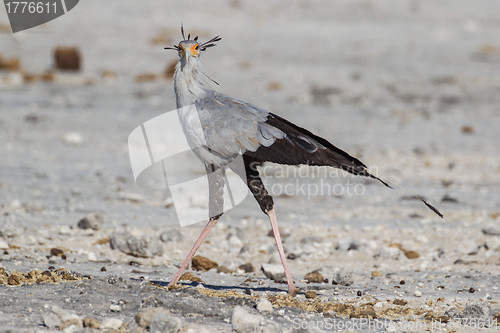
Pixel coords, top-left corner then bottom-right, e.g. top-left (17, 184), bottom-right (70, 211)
top-left (176, 105), bottom-right (229, 167)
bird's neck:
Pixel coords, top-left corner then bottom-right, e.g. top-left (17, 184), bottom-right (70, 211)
top-left (174, 57), bottom-right (211, 108)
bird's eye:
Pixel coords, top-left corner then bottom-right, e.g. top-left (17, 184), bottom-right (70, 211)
top-left (194, 44), bottom-right (199, 51)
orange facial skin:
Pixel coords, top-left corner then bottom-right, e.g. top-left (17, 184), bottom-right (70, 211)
top-left (179, 43), bottom-right (199, 56)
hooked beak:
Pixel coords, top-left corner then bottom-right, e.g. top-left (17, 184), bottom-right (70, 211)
top-left (182, 48), bottom-right (191, 59)
top-left (180, 46), bottom-right (199, 60)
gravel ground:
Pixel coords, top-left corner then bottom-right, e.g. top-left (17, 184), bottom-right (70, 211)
top-left (1, 0), bottom-right (500, 332)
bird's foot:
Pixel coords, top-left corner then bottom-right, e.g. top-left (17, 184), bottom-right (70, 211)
top-left (288, 286), bottom-right (301, 297)
top-left (166, 281), bottom-right (180, 291)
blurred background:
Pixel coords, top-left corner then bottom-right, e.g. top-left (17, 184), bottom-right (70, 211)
top-left (1, 0), bottom-right (499, 229)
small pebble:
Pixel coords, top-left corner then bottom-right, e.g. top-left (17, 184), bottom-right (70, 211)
top-left (135, 307), bottom-right (165, 328)
top-left (393, 299), bottom-right (408, 306)
top-left (160, 229), bottom-right (183, 243)
top-left (228, 235), bottom-right (243, 248)
top-left (110, 232), bottom-right (163, 258)
top-left (87, 252), bottom-right (97, 261)
top-left (461, 125), bottom-right (474, 134)
top-left (179, 272), bottom-right (203, 283)
top-left (50, 248), bottom-right (66, 260)
top-left (414, 290), bottom-right (422, 297)
top-left (232, 306), bottom-right (264, 332)
top-left (54, 47), bottom-right (81, 70)
top-left (378, 246), bottom-right (401, 260)
top-left (0, 240), bottom-right (9, 250)
top-left (336, 238), bottom-right (359, 251)
top-left (482, 227), bottom-right (500, 236)
top-left (216, 266), bottom-right (233, 274)
top-left (238, 263), bottom-right (255, 273)
top-left (62, 132), bottom-right (84, 146)
top-left (109, 304), bottom-right (121, 312)
top-left (42, 313), bottom-right (61, 329)
top-left (256, 299), bottom-right (273, 313)
top-left (192, 255), bottom-right (218, 271)
top-left (371, 271), bottom-right (383, 277)
top-left (332, 271), bottom-right (353, 286)
top-left (304, 271), bottom-right (324, 283)
top-left (305, 290), bottom-right (318, 299)
top-left (150, 312), bottom-right (185, 333)
top-left (77, 213), bottom-right (104, 230)
top-left (82, 317), bottom-right (100, 329)
top-left (461, 303), bottom-right (491, 321)
top-left (261, 264), bottom-right (285, 282)
top-left (101, 318), bottom-right (123, 330)
top-left (404, 250), bottom-right (420, 259)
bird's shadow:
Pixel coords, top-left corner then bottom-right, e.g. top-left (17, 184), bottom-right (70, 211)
top-left (149, 279), bottom-right (288, 294)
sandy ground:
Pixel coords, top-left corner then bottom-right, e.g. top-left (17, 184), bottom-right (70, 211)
top-left (1, 0), bottom-right (500, 332)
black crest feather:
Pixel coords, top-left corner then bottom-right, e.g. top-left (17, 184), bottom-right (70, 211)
top-left (164, 25), bottom-right (221, 52)
top-left (200, 35), bottom-right (222, 51)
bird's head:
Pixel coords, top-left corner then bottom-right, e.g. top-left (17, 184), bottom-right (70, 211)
top-left (164, 25), bottom-right (221, 61)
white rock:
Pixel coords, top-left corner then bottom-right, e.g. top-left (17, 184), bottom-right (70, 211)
top-left (232, 306), bottom-right (264, 333)
top-left (485, 237), bottom-right (500, 251)
top-left (378, 246), bottom-right (401, 260)
top-left (42, 312), bottom-right (61, 329)
top-left (136, 308), bottom-right (166, 328)
top-left (256, 299), bottom-right (273, 313)
top-left (414, 290), bottom-right (422, 297)
top-left (386, 323), bottom-right (397, 332)
top-left (62, 132), bottom-right (83, 146)
top-left (109, 304), bottom-right (121, 312)
top-left (110, 231), bottom-right (163, 258)
top-left (332, 271), bottom-right (354, 286)
top-left (59, 226), bottom-right (72, 236)
top-left (461, 303), bottom-right (491, 321)
top-left (416, 235), bottom-right (429, 244)
top-left (10, 199), bottom-right (22, 209)
top-left (150, 312), bottom-right (185, 333)
top-left (51, 305), bottom-right (80, 322)
top-left (87, 252), bottom-right (97, 262)
top-left (77, 213), bottom-right (104, 230)
top-left (336, 238), bottom-right (359, 251)
top-left (483, 226), bottom-right (500, 236)
top-left (261, 264), bottom-right (285, 282)
top-left (101, 318), bottom-right (123, 330)
top-left (228, 235), bottom-right (243, 249)
top-left (0, 239), bottom-right (9, 250)
top-left (160, 229), bottom-right (183, 243)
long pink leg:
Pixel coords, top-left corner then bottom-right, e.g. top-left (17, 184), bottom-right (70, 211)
top-left (167, 217), bottom-right (220, 289)
top-left (267, 208), bottom-right (299, 296)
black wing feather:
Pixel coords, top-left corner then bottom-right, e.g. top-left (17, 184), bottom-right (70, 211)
top-left (244, 113), bottom-right (391, 188)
